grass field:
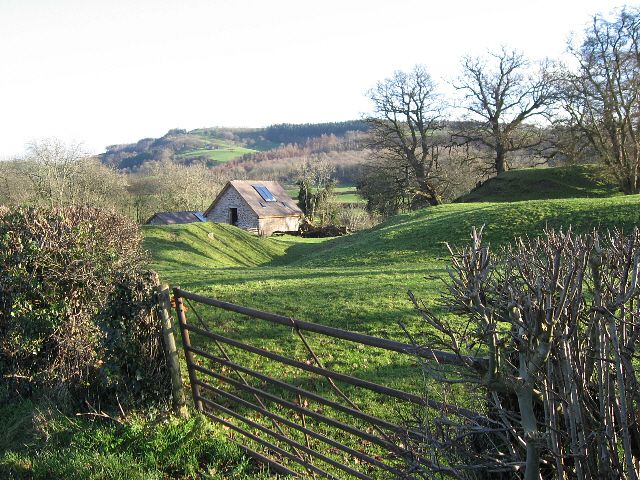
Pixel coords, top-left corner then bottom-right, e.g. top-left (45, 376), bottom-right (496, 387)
top-left (143, 165), bottom-right (640, 476)
top-left (0, 401), bottom-right (266, 480)
top-left (5, 165), bottom-right (640, 478)
top-left (148, 194), bottom-right (640, 334)
top-left (458, 164), bottom-right (620, 202)
top-left (142, 185), bottom-right (640, 476)
top-left (332, 185), bottom-right (366, 204)
top-left (176, 139), bottom-right (257, 164)
top-left (284, 185), bottom-right (366, 204)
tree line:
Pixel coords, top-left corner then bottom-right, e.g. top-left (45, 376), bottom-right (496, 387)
top-left (360, 7), bottom-right (640, 213)
top-left (262, 121), bottom-right (368, 145)
top-left (3, 7), bottom-right (636, 224)
top-left (0, 138), bottom-right (227, 224)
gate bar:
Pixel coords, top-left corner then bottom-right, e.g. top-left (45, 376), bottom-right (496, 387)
top-left (174, 288), bottom-right (486, 370)
top-left (192, 364), bottom-right (400, 450)
top-left (184, 323), bottom-right (483, 420)
top-left (189, 346), bottom-right (421, 436)
top-left (191, 367), bottom-right (398, 450)
top-left (198, 395), bottom-right (352, 480)
top-left (195, 378), bottom-right (405, 476)
top-left (200, 410), bottom-right (307, 478)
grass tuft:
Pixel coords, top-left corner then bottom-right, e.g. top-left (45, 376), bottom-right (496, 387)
top-left (0, 401), bottom-right (264, 480)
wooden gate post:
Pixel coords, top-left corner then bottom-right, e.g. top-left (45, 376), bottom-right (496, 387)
top-left (155, 282), bottom-right (189, 418)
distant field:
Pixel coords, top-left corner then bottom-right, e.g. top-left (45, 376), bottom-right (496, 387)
top-left (177, 138), bottom-right (257, 164)
top-left (333, 185), bottom-right (366, 204)
top-left (284, 184), bottom-right (366, 204)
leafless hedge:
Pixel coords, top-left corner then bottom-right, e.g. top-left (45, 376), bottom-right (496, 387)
top-left (407, 226), bottom-right (640, 479)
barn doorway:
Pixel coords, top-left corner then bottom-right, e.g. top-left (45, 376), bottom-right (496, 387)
top-left (229, 208), bottom-right (238, 226)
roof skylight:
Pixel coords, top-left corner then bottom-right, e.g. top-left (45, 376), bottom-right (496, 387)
top-left (253, 184), bottom-right (276, 202)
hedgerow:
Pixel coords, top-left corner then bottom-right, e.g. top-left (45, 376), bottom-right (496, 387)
top-left (0, 206), bottom-right (170, 410)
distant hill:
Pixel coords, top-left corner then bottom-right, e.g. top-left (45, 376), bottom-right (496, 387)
top-left (456, 164), bottom-right (621, 203)
top-left (99, 121), bottom-right (369, 171)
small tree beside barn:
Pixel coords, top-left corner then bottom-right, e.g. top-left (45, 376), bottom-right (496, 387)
top-left (204, 180), bottom-right (303, 236)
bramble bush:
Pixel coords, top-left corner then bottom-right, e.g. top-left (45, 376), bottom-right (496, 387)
top-left (0, 206), bottom-right (170, 410)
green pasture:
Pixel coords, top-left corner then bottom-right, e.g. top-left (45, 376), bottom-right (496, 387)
top-left (6, 165), bottom-right (640, 478)
top-left (333, 185), bottom-right (366, 204)
top-left (177, 138), bottom-right (257, 164)
top-left (284, 185), bottom-right (365, 204)
top-left (142, 187), bottom-right (640, 477)
top-left (0, 401), bottom-right (264, 480)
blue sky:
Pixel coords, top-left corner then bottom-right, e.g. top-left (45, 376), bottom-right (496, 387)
top-left (0, 0), bottom-right (632, 157)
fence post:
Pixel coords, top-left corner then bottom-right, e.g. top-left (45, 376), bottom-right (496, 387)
top-left (173, 288), bottom-right (203, 411)
top-left (154, 281), bottom-right (189, 418)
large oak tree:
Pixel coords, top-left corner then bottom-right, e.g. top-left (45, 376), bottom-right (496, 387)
top-left (454, 49), bottom-right (556, 174)
top-left (562, 8), bottom-right (640, 194)
top-left (365, 65), bottom-right (446, 208)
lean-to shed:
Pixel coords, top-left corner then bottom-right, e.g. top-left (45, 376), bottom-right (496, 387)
top-left (145, 211), bottom-right (206, 225)
top-left (204, 180), bottom-right (303, 236)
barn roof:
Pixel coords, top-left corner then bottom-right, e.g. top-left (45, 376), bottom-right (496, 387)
top-left (205, 180), bottom-right (304, 218)
top-left (145, 211), bottom-right (205, 225)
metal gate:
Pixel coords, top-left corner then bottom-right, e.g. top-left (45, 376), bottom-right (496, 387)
top-left (173, 287), bottom-right (484, 478)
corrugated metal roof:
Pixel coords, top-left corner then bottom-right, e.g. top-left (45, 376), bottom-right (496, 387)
top-left (205, 180), bottom-right (304, 218)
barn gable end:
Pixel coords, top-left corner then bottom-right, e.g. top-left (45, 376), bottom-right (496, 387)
top-left (205, 184), bottom-right (260, 234)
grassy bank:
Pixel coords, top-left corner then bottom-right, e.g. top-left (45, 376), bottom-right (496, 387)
top-left (0, 400), bottom-right (267, 480)
top-left (458, 164), bottom-right (620, 203)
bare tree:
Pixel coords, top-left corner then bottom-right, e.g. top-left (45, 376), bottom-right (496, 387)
top-left (454, 49), bottom-right (556, 174)
top-left (562, 7), bottom-right (640, 194)
top-left (8, 139), bottom-right (130, 214)
top-left (366, 65), bottom-right (447, 207)
top-left (129, 160), bottom-right (226, 222)
top-left (296, 155), bottom-right (336, 223)
top-left (23, 138), bottom-right (87, 207)
top-left (404, 227), bottom-right (640, 479)
top-left (0, 160), bottom-right (34, 206)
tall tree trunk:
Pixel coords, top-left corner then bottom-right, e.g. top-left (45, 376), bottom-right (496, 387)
top-left (495, 144), bottom-right (506, 174)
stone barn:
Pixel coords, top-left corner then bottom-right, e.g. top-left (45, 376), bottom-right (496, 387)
top-left (204, 180), bottom-right (303, 236)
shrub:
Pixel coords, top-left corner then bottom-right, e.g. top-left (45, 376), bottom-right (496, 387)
top-left (337, 205), bottom-right (380, 231)
top-left (0, 206), bottom-right (170, 409)
top-left (97, 270), bottom-right (171, 407)
top-left (407, 227), bottom-right (640, 479)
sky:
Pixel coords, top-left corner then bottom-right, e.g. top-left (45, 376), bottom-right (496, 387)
top-left (0, 0), bottom-right (633, 158)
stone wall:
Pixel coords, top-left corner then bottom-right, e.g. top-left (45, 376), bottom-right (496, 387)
top-left (258, 216), bottom-right (301, 236)
top-left (206, 187), bottom-right (259, 231)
